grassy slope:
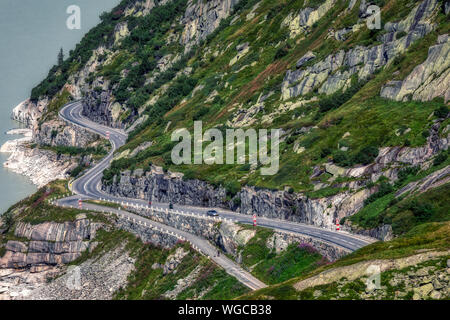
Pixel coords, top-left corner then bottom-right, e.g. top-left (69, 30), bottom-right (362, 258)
top-left (112, 238), bottom-right (249, 300)
top-left (350, 178), bottom-right (450, 232)
top-left (1, 180), bottom-right (106, 226)
top-left (238, 220), bottom-right (450, 299)
top-left (295, 254), bottom-right (449, 300)
top-left (235, 225), bottom-right (326, 285)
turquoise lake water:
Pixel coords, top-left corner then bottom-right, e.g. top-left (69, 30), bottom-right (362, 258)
top-left (0, 0), bottom-right (119, 214)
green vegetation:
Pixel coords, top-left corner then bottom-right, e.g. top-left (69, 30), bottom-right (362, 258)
top-left (239, 221), bottom-right (450, 299)
top-left (295, 255), bottom-right (449, 300)
top-left (239, 226), bottom-right (275, 269)
top-left (252, 243), bottom-right (324, 285)
top-left (31, 0), bottom-right (140, 102)
top-left (236, 226), bottom-right (326, 285)
top-left (27, 0), bottom-right (449, 196)
top-left (0, 181), bottom-right (249, 300)
top-left (5, 0), bottom-right (449, 301)
top-left (57, 48), bottom-right (64, 66)
top-left (350, 159), bottom-right (450, 233)
top-left (113, 240), bottom-right (249, 300)
top-left (306, 186), bottom-right (348, 199)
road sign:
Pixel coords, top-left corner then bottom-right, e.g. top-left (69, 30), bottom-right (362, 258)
top-left (253, 214), bottom-right (257, 227)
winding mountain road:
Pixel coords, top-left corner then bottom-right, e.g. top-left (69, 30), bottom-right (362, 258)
top-left (57, 100), bottom-right (376, 290)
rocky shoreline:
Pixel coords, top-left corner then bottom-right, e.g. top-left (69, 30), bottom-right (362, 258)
top-left (0, 129), bottom-right (75, 188)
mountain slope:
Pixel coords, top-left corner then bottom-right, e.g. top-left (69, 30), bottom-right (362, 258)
top-left (3, 0), bottom-right (450, 300)
top-left (13, 0), bottom-right (450, 249)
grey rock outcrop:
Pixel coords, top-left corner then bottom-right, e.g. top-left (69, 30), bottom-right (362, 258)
top-left (266, 232), bottom-right (349, 262)
top-left (18, 244), bottom-right (135, 300)
top-left (180, 0), bottom-right (239, 52)
top-left (217, 223), bottom-right (255, 259)
top-left (296, 51), bottom-right (316, 68)
top-left (344, 121), bottom-right (449, 181)
top-left (163, 247), bottom-right (189, 275)
top-left (0, 216), bottom-right (103, 269)
top-left (104, 167), bottom-right (371, 230)
top-left (115, 216), bottom-right (180, 249)
top-left (11, 98), bottom-right (48, 129)
top-left (103, 167), bottom-right (228, 208)
top-left (34, 119), bottom-right (98, 148)
top-left (282, 0), bottom-right (336, 38)
top-left (126, 204), bottom-right (349, 261)
top-left (344, 223), bottom-right (394, 241)
top-left (293, 250), bottom-right (450, 299)
top-left (281, 0), bottom-right (440, 100)
top-left (381, 34), bottom-right (450, 102)
top-left (82, 84), bottom-right (127, 129)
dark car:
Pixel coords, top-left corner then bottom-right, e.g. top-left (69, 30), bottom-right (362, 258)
top-left (207, 210), bottom-right (219, 217)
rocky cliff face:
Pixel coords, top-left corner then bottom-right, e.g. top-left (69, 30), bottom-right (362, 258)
top-left (12, 99), bottom-right (47, 129)
top-left (381, 34), bottom-right (450, 102)
top-left (34, 119), bottom-right (98, 148)
top-left (282, 0), bottom-right (336, 39)
top-left (0, 128), bottom-right (89, 187)
top-left (11, 94), bottom-right (98, 149)
top-left (77, 0), bottom-right (241, 128)
top-left (281, 0), bottom-right (440, 100)
top-left (82, 84), bottom-right (128, 129)
top-left (103, 166), bottom-right (229, 208)
top-left (0, 216), bottom-right (102, 269)
top-left (2, 145), bottom-right (80, 188)
top-left (181, 0), bottom-right (239, 52)
top-left (125, 205), bottom-right (348, 261)
top-left (0, 214), bottom-right (103, 299)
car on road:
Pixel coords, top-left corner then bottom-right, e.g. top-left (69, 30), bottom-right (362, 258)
top-left (207, 210), bottom-right (219, 217)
